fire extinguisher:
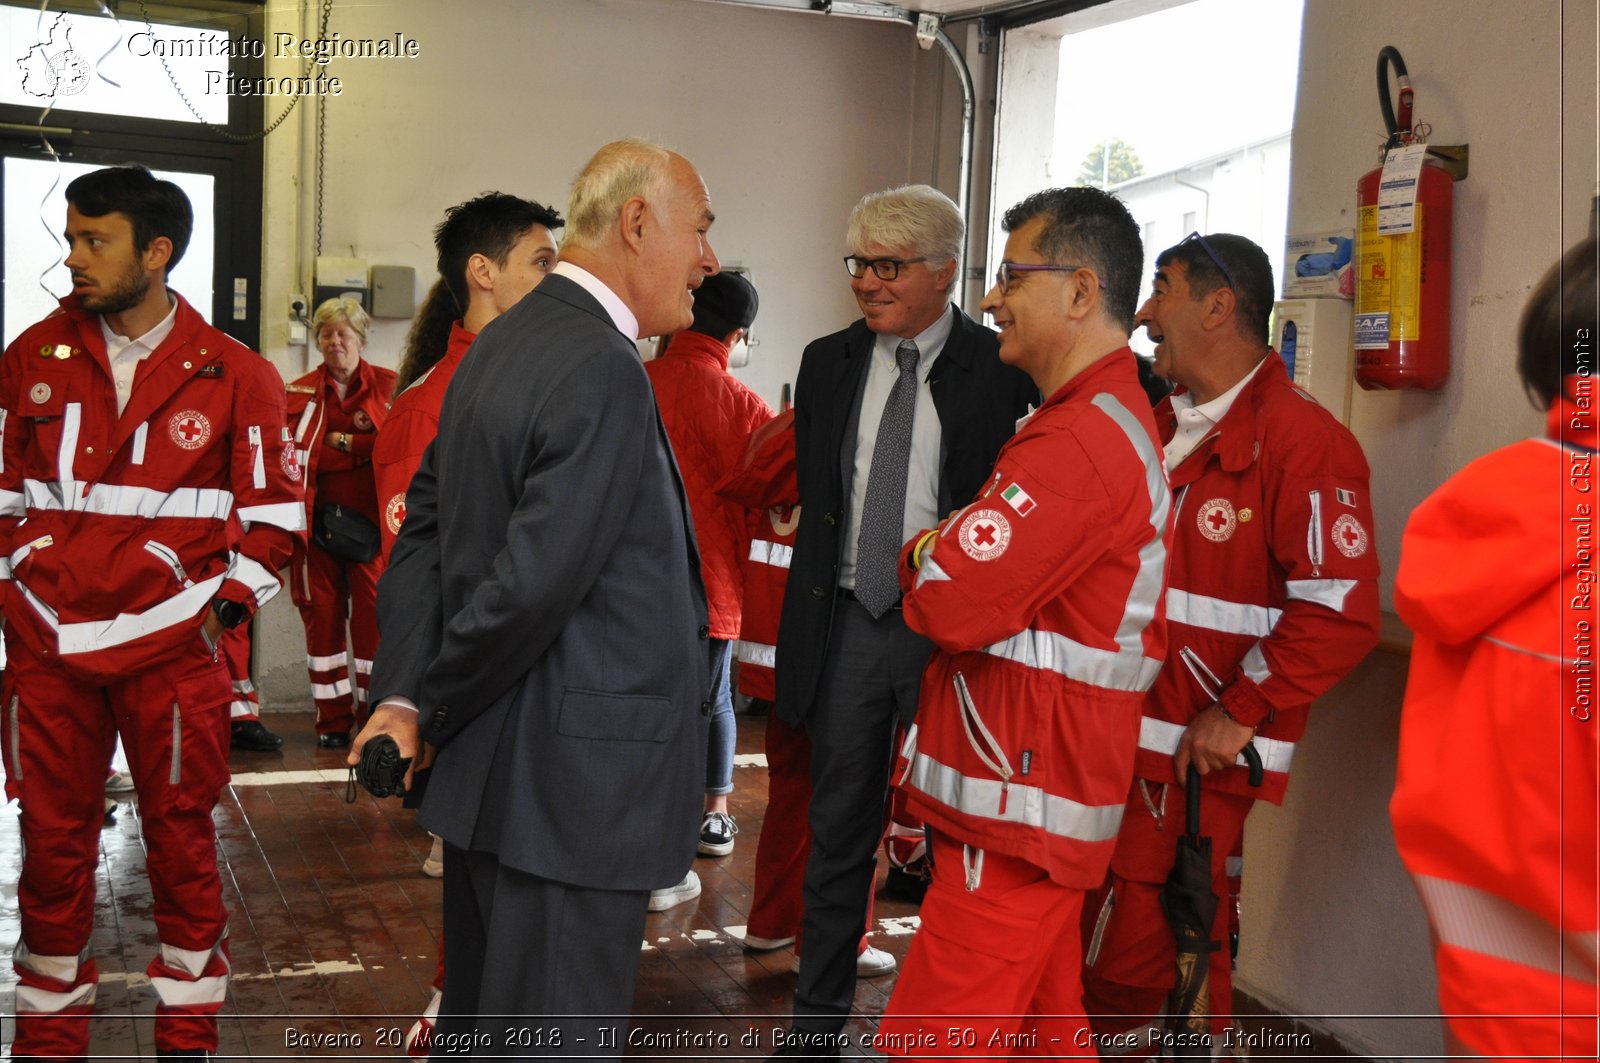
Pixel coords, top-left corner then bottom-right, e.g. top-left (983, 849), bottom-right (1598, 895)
top-left (1354, 46), bottom-right (1453, 391)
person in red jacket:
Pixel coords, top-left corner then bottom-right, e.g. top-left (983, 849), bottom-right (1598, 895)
top-left (284, 296), bottom-right (395, 747)
top-left (368, 191), bottom-right (563, 1059)
top-left (876, 186), bottom-right (1170, 1059)
top-left (1391, 237), bottom-right (1598, 1061)
top-left (0, 165), bottom-right (302, 1061)
top-left (1080, 233), bottom-right (1380, 1054)
top-left (645, 270), bottom-right (773, 885)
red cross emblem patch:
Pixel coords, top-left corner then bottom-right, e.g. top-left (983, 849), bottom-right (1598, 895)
top-left (1197, 498), bottom-right (1237, 542)
top-left (385, 492), bottom-right (407, 535)
top-left (281, 445), bottom-right (303, 483)
top-left (1332, 513), bottom-right (1369, 558)
top-left (958, 508), bottom-right (1012, 562)
top-left (169, 410), bottom-right (211, 450)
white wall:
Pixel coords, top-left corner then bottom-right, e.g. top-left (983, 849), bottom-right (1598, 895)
top-left (253, 0), bottom-right (947, 704)
top-left (1236, 1), bottom-right (1598, 1057)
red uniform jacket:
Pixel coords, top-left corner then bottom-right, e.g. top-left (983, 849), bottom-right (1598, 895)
top-left (1390, 395), bottom-right (1598, 1061)
top-left (896, 350), bottom-right (1171, 888)
top-left (645, 331), bottom-right (773, 639)
top-left (1140, 357), bottom-right (1380, 803)
top-left (714, 409), bottom-right (796, 701)
top-left (0, 295), bottom-right (302, 682)
top-left (284, 357), bottom-right (394, 604)
top-left (372, 322), bottom-right (475, 563)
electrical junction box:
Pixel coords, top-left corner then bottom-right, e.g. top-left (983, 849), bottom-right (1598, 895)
top-left (370, 265), bottom-right (416, 318)
top-left (1273, 298), bottom-right (1354, 425)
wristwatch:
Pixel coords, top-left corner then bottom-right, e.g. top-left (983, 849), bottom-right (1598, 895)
top-left (210, 598), bottom-right (249, 630)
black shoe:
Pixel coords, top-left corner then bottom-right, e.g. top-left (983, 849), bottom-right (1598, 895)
top-left (317, 731), bottom-right (350, 750)
top-left (232, 719), bottom-right (284, 751)
top-left (883, 862), bottom-right (931, 904)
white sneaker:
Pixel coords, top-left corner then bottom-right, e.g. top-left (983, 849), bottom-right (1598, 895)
top-left (421, 835), bottom-right (444, 878)
top-left (647, 870), bottom-right (702, 912)
top-left (856, 945), bottom-right (897, 978)
top-left (106, 770), bottom-right (136, 794)
top-left (743, 932), bottom-right (797, 951)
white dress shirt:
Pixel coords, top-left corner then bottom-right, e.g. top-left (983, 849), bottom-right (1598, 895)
top-left (102, 298), bottom-right (178, 416)
top-left (551, 261), bottom-right (639, 342)
top-left (1163, 356), bottom-right (1271, 471)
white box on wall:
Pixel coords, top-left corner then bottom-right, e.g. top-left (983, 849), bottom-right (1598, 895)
top-left (1274, 298), bottom-right (1354, 425)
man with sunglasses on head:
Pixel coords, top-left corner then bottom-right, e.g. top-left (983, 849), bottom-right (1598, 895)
top-left (771, 184), bottom-right (1035, 1057)
top-left (875, 185), bottom-right (1170, 1059)
top-left (1080, 232), bottom-right (1380, 1056)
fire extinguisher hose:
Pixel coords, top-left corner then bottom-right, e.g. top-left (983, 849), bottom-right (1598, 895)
top-left (1377, 45), bottom-right (1414, 151)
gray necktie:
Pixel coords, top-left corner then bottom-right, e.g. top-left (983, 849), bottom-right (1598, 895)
top-left (853, 339), bottom-right (921, 618)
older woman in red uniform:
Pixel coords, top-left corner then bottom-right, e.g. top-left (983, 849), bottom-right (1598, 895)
top-left (285, 296), bottom-right (395, 747)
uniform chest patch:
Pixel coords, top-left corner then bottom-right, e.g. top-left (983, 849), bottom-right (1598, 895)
top-left (170, 410), bottom-right (212, 450)
top-left (28, 382), bottom-right (51, 405)
top-left (1332, 513), bottom-right (1369, 557)
top-left (1197, 498), bottom-right (1237, 542)
top-left (769, 505), bottom-right (800, 537)
top-left (958, 508), bottom-right (1012, 561)
top-left (385, 492), bottom-right (407, 534)
top-left (281, 445), bottom-right (303, 483)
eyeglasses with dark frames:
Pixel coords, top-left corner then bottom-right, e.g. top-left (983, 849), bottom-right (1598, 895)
top-left (1179, 231), bottom-right (1238, 291)
top-left (994, 262), bottom-right (1106, 294)
top-left (844, 255), bottom-right (928, 281)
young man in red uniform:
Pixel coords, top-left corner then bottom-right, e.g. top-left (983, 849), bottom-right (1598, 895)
top-left (1080, 233), bottom-right (1380, 1054)
top-left (875, 186), bottom-right (1170, 1059)
top-left (0, 165), bottom-right (302, 1060)
top-left (368, 191), bottom-right (561, 1057)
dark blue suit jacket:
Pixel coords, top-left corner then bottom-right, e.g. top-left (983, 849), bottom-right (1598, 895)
top-left (369, 274), bottom-right (711, 891)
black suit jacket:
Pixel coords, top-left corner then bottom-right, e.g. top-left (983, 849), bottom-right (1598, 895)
top-left (369, 274), bottom-right (712, 891)
top-left (774, 305), bottom-right (1037, 724)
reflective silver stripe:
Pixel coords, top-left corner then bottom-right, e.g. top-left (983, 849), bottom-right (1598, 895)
top-left (353, 657), bottom-right (373, 675)
top-left (906, 749), bottom-right (1125, 843)
top-left (236, 500), bottom-right (305, 533)
top-left (734, 640), bottom-right (776, 668)
top-left (1225, 855), bottom-right (1244, 877)
top-left (748, 539), bottom-right (793, 569)
top-left (14, 943), bottom-right (87, 982)
top-left (227, 552), bottom-right (282, 605)
top-left (232, 678), bottom-right (256, 696)
top-left (1167, 588), bottom-right (1282, 637)
top-left (1240, 642), bottom-right (1272, 684)
top-left (0, 407), bottom-right (7, 473)
top-left (914, 553), bottom-right (951, 589)
top-left (15, 982), bottom-right (96, 1013)
top-left (1307, 489), bottom-right (1324, 567)
top-left (24, 480), bottom-right (234, 521)
top-left (1286, 578), bottom-right (1358, 611)
top-left (131, 421), bottom-right (148, 465)
top-left (0, 487), bottom-right (23, 517)
top-left (19, 570), bottom-right (229, 658)
top-left (1138, 716), bottom-right (1297, 774)
top-left (249, 425), bottom-right (265, 489)
top-left (1414, 874), bottom-right (1599, 984)
top-left (58, 402), bottom-right (80, 504)
top-left (1092, 393), bottom-right (1171, 665)
top-left (308, 652), bottom-right (348, 670)
top-left (984, 627), bottom-right (1162, 693)
top-left (170, 703), bottom-right (182, 785)
top-left (150, 938), bottom-right (230, 1007)
top-left (293, 401), bottom-right (317, 444)
top-left (1481, 635), bottom-right (1570, 666)
top-left (7, 694), bottom-right (19, 781)
top-left (229, 699), bottom-right (254, 718)
top-left (312, 679), bottom-right (352, 699)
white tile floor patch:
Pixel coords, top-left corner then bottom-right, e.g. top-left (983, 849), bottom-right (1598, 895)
top-left (876, 915), bottom-right (922, 936)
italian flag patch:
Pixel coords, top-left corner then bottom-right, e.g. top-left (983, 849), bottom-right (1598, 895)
top-left (1001, 483), bottom-right (1036, 516)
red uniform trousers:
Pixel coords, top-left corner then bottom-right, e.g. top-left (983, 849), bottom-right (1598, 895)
top-left (1080, 780), bottom-right (1253, 1057)
top-left (297, 538), bottom-right (382, 736)
top-left (748, 712), bottom-right (872, 955)
top-left (1, 639), bottom-right (234, 1058)
top-left (220, 623), bottom-right (261, 722)
top-left (878, 832), bottom-right (1094, 1060)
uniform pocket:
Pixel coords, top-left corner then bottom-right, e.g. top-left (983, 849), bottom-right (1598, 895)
top-left (556, 688), bottom-right (672, 743)
top-left (150, 666), bottom-right (232, 815)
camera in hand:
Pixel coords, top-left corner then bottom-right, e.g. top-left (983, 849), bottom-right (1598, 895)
top-left (350, 734), bottom-right (412, 799)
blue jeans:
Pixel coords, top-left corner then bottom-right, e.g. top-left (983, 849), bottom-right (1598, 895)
top-left (706, 639), bottom-right (735, 796)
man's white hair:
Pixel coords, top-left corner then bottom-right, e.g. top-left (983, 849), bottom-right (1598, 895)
top-left (562, 138), bottom-right (676, 249)
top-left (846, 184), bottom-right (965, 293)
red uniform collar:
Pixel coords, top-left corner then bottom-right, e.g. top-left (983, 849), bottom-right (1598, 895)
top-left (1158, 355), bottom-right (1289, 484)
top-left (659, 330), bottom-right (731, 371)
top-left (1036, 346), bottom-right (1140, 414)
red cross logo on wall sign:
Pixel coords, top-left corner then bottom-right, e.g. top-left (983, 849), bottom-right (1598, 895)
top-left (168, 409), bottom-right (211, 451)
top-left (1196, 498), bottom-right (1237, 543)
top-left (1332, 513), bottom-right (1369, 558)
top-left (958, 508), bottom-right (1012, 562)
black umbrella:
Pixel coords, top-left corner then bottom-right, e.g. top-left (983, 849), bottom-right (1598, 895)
top-left (1160, 744), bottom-right (1263, 1056)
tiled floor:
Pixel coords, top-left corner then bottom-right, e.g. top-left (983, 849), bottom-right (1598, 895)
top-left (0, 710), bottom-right (919, 1060)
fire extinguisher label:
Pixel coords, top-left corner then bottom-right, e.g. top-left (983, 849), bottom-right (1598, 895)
top-left (1355, 312), bottom-right (1390, 350)
top-left (1355, 203), bottom-right (1426, 349)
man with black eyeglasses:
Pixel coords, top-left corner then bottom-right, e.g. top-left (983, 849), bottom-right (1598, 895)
top-left (1080, 232), bottom-right (1379, 1056)
top-left (770, 184), bottom-right (1035, 1057)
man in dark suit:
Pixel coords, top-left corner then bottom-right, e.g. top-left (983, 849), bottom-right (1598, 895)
top-left (774, 184), bottom-right (1037, 1055)
top-left (355, 138), bottom-right (719, 1057)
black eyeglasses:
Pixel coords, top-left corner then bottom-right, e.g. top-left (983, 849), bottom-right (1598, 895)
top-left (993, 262), bottom-right (1105, 294)
top-left (1179, 231), bottom-right (1237, 291)
top-left (844, 255), bottom-right (927, 281)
